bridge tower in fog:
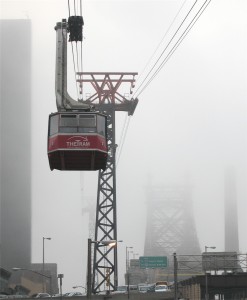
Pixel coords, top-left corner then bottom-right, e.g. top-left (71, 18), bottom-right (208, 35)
top-left (224, 167), bottom-right (239, 252)
top-left (144, 185), bottom-right (201, 282)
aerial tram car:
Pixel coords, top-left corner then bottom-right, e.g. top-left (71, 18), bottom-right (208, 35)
top-left (47, 111), bottom-right (108, 171)
top-left (47, 17), bottom-right (108, 171)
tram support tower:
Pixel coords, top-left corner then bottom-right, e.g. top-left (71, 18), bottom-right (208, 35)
top-left (77, 72), bottom-right (138, 293)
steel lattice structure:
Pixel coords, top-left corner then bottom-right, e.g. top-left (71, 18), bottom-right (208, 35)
top-left (144, 185), bottom-right (201, 282)
top-left (76, 72), bottom-right (138, 293)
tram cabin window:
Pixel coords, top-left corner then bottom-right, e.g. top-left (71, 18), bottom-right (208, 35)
top-left (49, 114), bottom-right (59, 136)
top-left (49, 113), bottom-right (105, 135)
top-left (97, 115), bottom-right (106, 136)
top-left (60, 114), bottom-right (77, 133)
top-left (78, 115), bottom-right (96, 133)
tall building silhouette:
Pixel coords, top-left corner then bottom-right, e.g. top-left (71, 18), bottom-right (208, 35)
top-left (0, 19), bottom-right (32, 270)
top-left (224, 167), bottom-right (239, 252)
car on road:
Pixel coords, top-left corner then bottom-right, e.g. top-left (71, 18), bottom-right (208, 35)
top-left (138, 285), bottom-right (150, 293)
top-left (155, 285), bottom-right (168, 292)
top-left (31, 293), bottom-right (51, 298)
top-left (66, 292), bottom-right (84, 297)
top-left (111, 286), bottom-right (127, 294)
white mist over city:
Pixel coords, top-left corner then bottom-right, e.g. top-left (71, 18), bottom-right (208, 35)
top-left (1, 0), bottom-right (247, 295)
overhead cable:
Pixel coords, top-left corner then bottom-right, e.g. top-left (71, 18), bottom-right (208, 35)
top-left (135, 0), bottom-right (212, 98)
top-left (133, 0), bottom-right (199, 98)
top-left (117, 0), bottom-right (195, 165)
top-left (116, 114), bottom-right (130, 166)
top-left (117, 0), bottom-right (212, 165)
top-left (68, 0), bottom-right (84, 100)
top-left (137, 0), bottom-right (188, 84)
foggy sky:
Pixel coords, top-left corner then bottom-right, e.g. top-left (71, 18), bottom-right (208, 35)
top-left (1, 0), bottom-right (247, 292)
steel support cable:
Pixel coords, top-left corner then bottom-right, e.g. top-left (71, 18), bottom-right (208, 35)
top-left (133, 0), bottom-right (199, 98)
top-left (68, 0), bottom-right (84, 100)
top-left (68, 0), bottom-right (71, 16)
top-left (135, 0), bottom-right (212, 98)
top-left (80, 0), bottom-right (83, 77)
top-left (79, 0), bottom-right (84, 98)
top-left (117, 1), bottom-right (195, 165)
top-left (116, 113), bottom-right (128, 164)
top-left (137, 0), bottom-right (188, 86)
top-left (80, 0), bottom-right (83, 90)
top-left (117, 2), bottom-right (189, 165)
top-left (116, 115), bottom-right (131, 166)
top-left (76, 0), bottom-right (83, 99)
top-left (74, 0), bottom-right (76, 15)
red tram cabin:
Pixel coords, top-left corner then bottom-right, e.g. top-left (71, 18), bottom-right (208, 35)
top-left (47, 112), bottom-right (108, 171)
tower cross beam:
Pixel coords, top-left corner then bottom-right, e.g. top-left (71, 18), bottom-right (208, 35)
top-left (76, 72), bottom-right (137, 106)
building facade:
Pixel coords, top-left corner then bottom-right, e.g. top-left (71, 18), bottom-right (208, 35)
top-left (0, 19), bottom-right (32, 270)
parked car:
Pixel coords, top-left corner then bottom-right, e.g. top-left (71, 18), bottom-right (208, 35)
top-left (31, 293), bottom-right (51, 298)
top-left (137, 284), bottom-right (154, 293)
top-left (111, 286), bottom-right (127, 294)
top-left (66, 292), bottom-right (84, 297)
top-left (138, 285), bottom-right (151, 293)
top-left (155, 285), bottom-right (168, 292)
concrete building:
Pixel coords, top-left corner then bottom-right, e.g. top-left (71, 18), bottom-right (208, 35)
top-left (0, 267), bottom-right (11, 294)
top-left (0, 19), bottom-right (32, 270)
top-left (0, 20), bottom-right (58, 295)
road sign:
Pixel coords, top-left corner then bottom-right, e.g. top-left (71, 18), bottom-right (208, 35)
top-left (139, 256), bottom-right (168, 269)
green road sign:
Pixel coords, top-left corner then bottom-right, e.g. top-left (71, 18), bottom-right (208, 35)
top-left (139, 256), bottom-right (168, 269)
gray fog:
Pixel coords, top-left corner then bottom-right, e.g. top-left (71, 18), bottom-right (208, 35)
top-left (1, 0), bottom-right (247, 292)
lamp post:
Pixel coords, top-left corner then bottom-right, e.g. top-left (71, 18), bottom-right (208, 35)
top-left (125, 246), bottom-right (133, 298)
top-left (125, 246), bottom-right (133, 274)
top-left (12, 267), bottom-right (52, 295)
top-left (43, 237), bottom-right (52, 272)
top-left (204, 246), bottom-right (216, 300)
top-left (43, 237), bottom-right (51, 292)
top-left (58, 274), bottom-right (64, 300)
top-left (87, 239), bottom-right (122, 298)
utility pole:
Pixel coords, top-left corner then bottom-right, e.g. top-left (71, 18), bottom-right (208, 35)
top-left (173, 253), bottom-right (178, 300)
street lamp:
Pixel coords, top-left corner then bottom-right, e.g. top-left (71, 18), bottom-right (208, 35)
top-left (43, 237), bottom-right (51, 292)
top-left (58, 274), bottom-right (63, 300)
top-left (125, 246), bottom-right (133, 298)
top-left (12, 267), bottom-right (52, 295)
top-left (204, 246), bottom-right (216, 300)
top-left (87, 239), bottom-right (122, 298)
top-left (125, 246), bottom-right (133, 274)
